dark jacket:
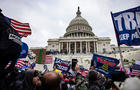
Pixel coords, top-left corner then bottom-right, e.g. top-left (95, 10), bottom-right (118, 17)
top-left (22, 70), bottom-right (36, 90)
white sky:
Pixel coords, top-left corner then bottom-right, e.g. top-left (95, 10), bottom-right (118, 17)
top-left (0, 0), bottom-right (140, 48)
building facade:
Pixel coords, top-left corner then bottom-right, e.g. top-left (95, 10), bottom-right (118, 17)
top-left (29, 7), bottom-right (139, 70)
top-left (47, 7), bottom-right (112, 54)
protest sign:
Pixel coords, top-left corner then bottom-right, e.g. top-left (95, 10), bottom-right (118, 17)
top-left (92, 53), bottom-right (119, 77)
top-left (54, 57), bottom-right (71, 72)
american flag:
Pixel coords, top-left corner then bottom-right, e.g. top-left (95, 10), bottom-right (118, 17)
top-left (78, 28), bottom-right (82, 32)
top-left (131, 64), bottom-right (140, 76)
top-left (5, 17), bottom-right (31, 38)
top-left (131, 69), bottom-right (140, 76)
top-left (15, 59), bottom-right (26, 68)
top-left (6, 59), bottom-right (25, 69)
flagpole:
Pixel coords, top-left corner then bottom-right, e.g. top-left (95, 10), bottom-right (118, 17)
top-left (118, 45), bottom-right (125, 71)
top-left (110, 12), bottom-right (125, 71)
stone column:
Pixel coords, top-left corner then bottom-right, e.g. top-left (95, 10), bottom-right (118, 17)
top-left (89, 41), bottom-right (90, 53)
top-left (67, 42), bottom-right (68, 53)
top-left (59, 42), bottom-right (61, 52)
top-left (93, 41), bottom-right (95, 52)
top-left (75, 42), bottom-right (76, 53)
top-left (95, 42), bottom-right (97, 52)
top-left (94, 41), bottom-right (96, 52)
top-left (69, 42), bottom-right (71, 53)
top-left (80, 41), bottom-right (82, 53)
top-left (62, 42), bottom-right (63, 53)
top-left (86, 41), bottom-right (88, 53)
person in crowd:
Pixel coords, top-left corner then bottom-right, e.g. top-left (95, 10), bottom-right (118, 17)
top-left (22, 70), bottom-right (41, 90)
top-left (62, 72), bottom-right (76, 90)
top-left (105, 78), bottom-right (119, 90)
top-left (61, 72), bottom-right (69, 90)
top-left (97, 73), bottom-right (106, 90)
top-left (75, 64), bottom-right (88, 90)
top-left (53, 65), bottom-right (62, 76)
top-left (14, 70), bottom-right (25, 90)
top-left (88, 70), bottom-right (101, 90)
top-left (90, 60), bottom-right (96, 70)
top-left (42, 71), bottom-right (61, 90)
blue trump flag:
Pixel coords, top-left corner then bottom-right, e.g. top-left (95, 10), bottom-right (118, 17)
top-left (19, 42), bottom-right (29, 58)
top-left (92, 53), bottom-right (119, 77)
top-left (54, 57), bottom-right (71, 72)
top-left (111, 6), bottom-right (140, 46)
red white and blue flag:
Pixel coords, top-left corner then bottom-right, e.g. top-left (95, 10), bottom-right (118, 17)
top-left (131, 69), bottom-right (140, 76)
top-left (78, 28), bottom-right (82, 32)
top-left (131, 64), bottom-right (140, 76)
top-left (6, 59), bottom-right (26, 69)
top-left (5, 17), bottom-right (31, 38)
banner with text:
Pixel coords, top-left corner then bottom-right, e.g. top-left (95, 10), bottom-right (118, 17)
top-left (45, 56), bottom-right (53, 64)
top-left (92, 53), bottom-right (119, 77)
top-left (54, 57), bottom-right (71, 72)
top-left (111, 6), bottom-right (140, 46)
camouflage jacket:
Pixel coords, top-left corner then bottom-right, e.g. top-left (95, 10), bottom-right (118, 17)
top-left (76, 73), bottom-right (88, 90)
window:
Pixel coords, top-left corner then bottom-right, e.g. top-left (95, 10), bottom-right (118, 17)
top-left (52, 45), bottom-right (55, 47)
top-left (106, 42), bottom-right (110, 44)
top-left (103, 48), bottom-right (106, 53)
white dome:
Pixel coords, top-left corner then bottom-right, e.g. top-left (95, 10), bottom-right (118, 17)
top-left (64, 7), bottom-right (95, 37)
top-left (69, 16), bottom-right (89, 26)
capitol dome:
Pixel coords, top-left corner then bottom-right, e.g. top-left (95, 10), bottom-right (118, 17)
top-left (64, 7), bottom-right (95, 37)
top-left (69, 15), bottom-right (89, 26)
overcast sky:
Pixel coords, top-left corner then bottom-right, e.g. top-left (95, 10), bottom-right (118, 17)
top-left (0, 0), bottom-right (140, 48)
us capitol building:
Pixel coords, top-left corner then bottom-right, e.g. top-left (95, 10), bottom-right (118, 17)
top-left (31, 7), bottom-right (139, 70)
top-left (47, 7), bottom-right (112, 54)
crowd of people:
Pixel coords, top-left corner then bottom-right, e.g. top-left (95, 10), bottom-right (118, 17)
top-left (0, 63), bottom-right (140, 90)
top-left (0, 5), bottom-right (140, 90)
